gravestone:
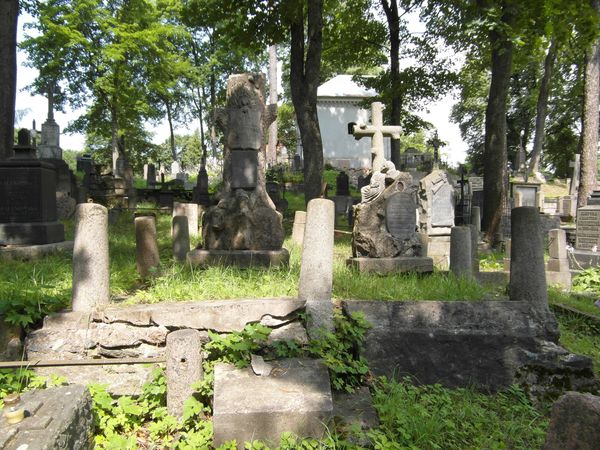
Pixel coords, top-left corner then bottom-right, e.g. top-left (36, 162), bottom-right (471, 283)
top-left (385, 191), bottom-right (417, 240)
top-left (0, 130), bottom-right (65, 245)
top-left (189, 73), bottom-right (288, 268)
top-left (575, 206), bottom-right (600, 250)
top-left (147, 163), bottom-right (156, 187)
top-left (192, 153), bottom-right (210, 206)
top-left (336, 171), bottom-right (350, 196)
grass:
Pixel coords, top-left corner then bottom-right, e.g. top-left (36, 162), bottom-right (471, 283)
top-left (556, 312), bottom-right (600, 375)
top-left (549, 287), bottom-right (600, 319)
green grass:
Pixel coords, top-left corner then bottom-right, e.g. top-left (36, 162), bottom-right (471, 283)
top-left (556, 313), bottom-right (600, 375)
top-left (549, 287), bottom-right (600, 319)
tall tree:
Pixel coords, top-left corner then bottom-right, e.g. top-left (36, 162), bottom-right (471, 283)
top-left (0, 0), bottom-right (18, 160)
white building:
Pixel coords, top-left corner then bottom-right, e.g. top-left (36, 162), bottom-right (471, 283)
top-left (316, 74), bottom-right (390, 169)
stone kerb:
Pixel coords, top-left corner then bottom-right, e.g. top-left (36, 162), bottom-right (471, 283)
top-left (298, 199), bottom-right (335, 336)
top-left (72, 203), bottom-right (109, 312)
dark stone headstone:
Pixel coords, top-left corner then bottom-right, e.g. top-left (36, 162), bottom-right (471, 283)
top-left (385, 191), bottom-right (416, 240)
top-left (192, 166), bottom-right (210, 206)
top-left (231, 150), bottom-right (258, 189)
top-left (147, 163), bottom-right (156, 186)
top-left (336, 171), bottom-right (350, 196)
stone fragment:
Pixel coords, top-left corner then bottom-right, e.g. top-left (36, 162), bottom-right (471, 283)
top-left (135, 214), bottom-right (160, 278)
top-left (267, 322), bottom-right (309, 345)
top-left (250, 354), bottom-right (273, 376)
top-left (543, 393), bottom-right (600, 450)
top-left (347, 256), bottom-right (433, 274)
top-left (172, 215), bottom-right (190, 262)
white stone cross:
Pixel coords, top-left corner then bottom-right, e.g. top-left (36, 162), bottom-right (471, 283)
top-left (349, 102), bottom-right (402, 172)
top-left (569, 154), bottom-right (580, 196)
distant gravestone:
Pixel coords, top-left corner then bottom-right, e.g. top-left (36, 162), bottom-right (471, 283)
top-left (569, 154), bottom-right (580, 197)
top-left (336, 171), bottom-right (350, 196)
top-left (419, 170), bottom-right (455, 235)
top-left (575, 206), bottom-right (600, 250)
top-left (147, 163), bottom-right (156, 186)
top-left (385, 191), bottom-right (416, 240)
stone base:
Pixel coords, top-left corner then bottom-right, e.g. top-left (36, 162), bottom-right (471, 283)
top-left (213, 358), bottom-right (333, 447)
top-left (0, 240), bottom-right (73, 261)
top-left (546, 271), bottom-right (572, 289)
top-left (476, 271), bottom-right (509, 286)
top-left (0, 385), bottom-right (93, 450)
top-left (347, 257), bottom-right (433, 274)
top-left (425, 235), bottom-right (451, 269)
top-left (187, 249), bottom-right (289, 268)
top-left (0, 222), bottom-right (64, 245)
top-left (569, 249), bottom-right (600, 270)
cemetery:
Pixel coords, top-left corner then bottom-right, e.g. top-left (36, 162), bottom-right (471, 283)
top-left (1, 1), bottom-right (600, 449)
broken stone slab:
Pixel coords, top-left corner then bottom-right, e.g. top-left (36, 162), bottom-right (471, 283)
top-left (332, 386), bottom-right (379, 446)
top-left (98, 298), bottom-right (305, 332)
top-left (267, 322), bottom-right (309, 345)
top-left (347, 256), bottom-right (433, 274)
top-left (0, 385), bottom-right (93, 450)
top-left (90, 322), bottom-right (168, 348)
top-left (543, 392), bottom-right (600, 450)
top-left (213, 358), bottom-right (333, 448)
top-left (0, 241), bottom-right (74, 261)
top-left (187, 249), bottom-right (290, 269)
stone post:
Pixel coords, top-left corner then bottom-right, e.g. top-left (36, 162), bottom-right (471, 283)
top-left (298, 199), bottom-right (335, 337)
top-left (135, 214), bottom-right (160, 278)
top-left (291, 211), bottom-right (306, 247)
top-left (470, 206), bottom-right (481, 233)
top-left (72, 203), bottom-right (109, 311)
top-left (547, 229), bottom-right (569, 272)
top-left (469, 224), bottom-right (479, 274)
top-left (172, 202), bottom-right (198, 238)
top-left (449, 226), bottom-right (473, 279)
top-left (503, 238), bottom-right (511, 272)
top-left (172, 215), bottom-right (190, 263)
top-left (166, 329), bottom-right (204, 417)
top-left (509, 207), bottom-right (548, 310)
top-left (513, 191), bottom-right (523, 208)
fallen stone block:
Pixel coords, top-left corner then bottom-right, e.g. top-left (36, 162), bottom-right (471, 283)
top-left (543, 392), bottom-right (600, 450)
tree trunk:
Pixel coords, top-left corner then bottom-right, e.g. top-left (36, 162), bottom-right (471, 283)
top-left (111, 102), bottom-right (119, 173)
top-left (381, 0), bottom-right (401, 168)
top-left (577, 0), bottom-right (600, 208)
top-left (290, 0), bottom-right (323, 205)
top-left (529, 38), bottom-right (557, 176)
top-left (481, 2), bottom-right (514, 244)
top-left (166, 100), bottom-right (176, 162)
top-left (0, 0), bottom-right (18, 160)
top-left (267, 44), bottom-right (278, 166)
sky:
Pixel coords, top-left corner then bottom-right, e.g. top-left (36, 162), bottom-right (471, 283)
top-left (15, 11), bottom-right (468, 167)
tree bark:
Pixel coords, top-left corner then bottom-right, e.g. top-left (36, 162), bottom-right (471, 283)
top-left (290, 0), bottom-right (323, 205)
top-left (577, 0), bottom-right (600, 208)
top-left (165, 100), bottom-right (176, 162)
top-left (0, 0), bottom-right (18, 160)
top-left (267, 44), bottom-right (278, 166)
top-left (481, 1), bottom-right (514, 244)
top-left (381, 0), bottom-right (401, 168)
top-left (529, 38), bottom-right (557, 176)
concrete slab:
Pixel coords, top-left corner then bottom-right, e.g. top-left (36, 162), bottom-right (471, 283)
top-left (213, 358), bottom-right (333, 448)
top-left (187, 249), bottom-right (289, 268)
top-left (347, 256), bottom-right (433, 274)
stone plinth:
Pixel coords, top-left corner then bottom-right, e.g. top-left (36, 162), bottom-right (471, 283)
top-left (213, 358), bottom-right (333, 448)
top-left (347, 256), bottom-right (433, 274)
top-left (187, 249), bottom-right (289, 268)
top-left (0, 385), bottom-right (93, 450)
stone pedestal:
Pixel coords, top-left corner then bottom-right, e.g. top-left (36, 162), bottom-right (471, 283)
top-left (424, 235), bottom-right (451, 269)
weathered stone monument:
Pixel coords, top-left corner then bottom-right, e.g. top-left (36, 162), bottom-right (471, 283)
top-left (192, 150), bottom-right (210, 206)
top-left (188, 73), bottom-right (288, 268)
top-left (570, 202), bottom-right (600, 269)
top-left (348, 161), bottom-right (433, 273)
top-left (418, 169), bottom-right (455, 268)
top-left (0, 129), bottom-right (65, 245)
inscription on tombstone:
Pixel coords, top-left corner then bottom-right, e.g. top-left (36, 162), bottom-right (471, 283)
top-left (575, 206), bottom-right (600, 250)
top-left (231, 151), bottom-right (258, 189)
top-left (385, 191), bottom-right (416, 240)
top-left (431, 182), bottom-right (454, 227)
top-left (469, 177), bottom-right (483, 191)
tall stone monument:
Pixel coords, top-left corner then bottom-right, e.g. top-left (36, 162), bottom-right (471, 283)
top-left (0, 130), bottom-right (65, 245)
top-left (188, 73), bottom-right (288, 267)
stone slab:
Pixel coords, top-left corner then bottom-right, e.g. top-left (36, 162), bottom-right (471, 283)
top-left (343, 300), bottom-right (559, 390)
top-left (0, 385), bottom-right (93, 450)
top-left (545, 271), bottom-right (572, 289)
top-left (231, 150), bottom-right (258, 189)
top-left (187, 249), bottom-right (289, 268)
top-left (0, 240), bottom-right (73, 261)
top-left (475, 271), bottom-right (509, 286)
top-left (332, 386), bottom-right (379, 440)
top-left (347, 257), bottom-right (433, 274)
top-left (0, 222), bottom-right (65, 245)
top-left (213, 358), bottom-right (333, 448)
top-left (568, 249), bottom-right (600, 270)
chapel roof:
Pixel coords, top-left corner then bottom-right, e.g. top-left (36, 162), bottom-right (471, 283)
top-left (317, 74), bottom-right (376, 98)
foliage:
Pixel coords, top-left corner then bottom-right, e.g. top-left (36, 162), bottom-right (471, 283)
top-left (0, 369), bottom-right (67, 408)
top-left (573, 267), bottom-right (600, 296)
top-left (556, 312), bottom-right (600, 375)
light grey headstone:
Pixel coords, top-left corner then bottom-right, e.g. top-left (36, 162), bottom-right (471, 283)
top-left (385, 191), bottom-right (416, 240)
top-left (431, 182), bottom-right (454, 227)
top-left (575, 205), bottom-right (600, 250)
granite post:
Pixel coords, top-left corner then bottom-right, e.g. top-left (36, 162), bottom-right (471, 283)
top-left (298, 199), bottom-right (335, 337)
top-left (291, 211), bottom-right (306, 247)
top-left (135, 214), bottom-right (160, 278)
top-left (470, 206), bottom-right (481, 233)
top-left (172, 215), bottom-right (190, 263)
top-left (469, 224), bottom-right (479, 274)
top-left (72, 203), bottom-right (109, 311)
top-left (509, 207), bottom-right (548, 311)
top-left (449, 226), bottom-right (473, 279)
top-left (166, 329), bottom-right (204, 417)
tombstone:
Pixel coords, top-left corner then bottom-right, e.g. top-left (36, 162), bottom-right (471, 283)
top-left (418, 170), bottom-right (455, 269)
top-left (172, 215), bottom-right (190, 262)
top-left (293, 153), bottom-right (302, 172)
top-left (0, 129), bottom-right (65, 245)
top-left (348, 102), bottom-right (402, 171)
top-left (192, 155), bottom-right (210, 206)
top-left (335, 171), bottom-right (350, 196)
top-left (511, 181), bottom-right (541, 208)
top-left (546, 228), bottom-right (571, 288)
top-left (543, 392), bottom-right (600, 450)
top-left (291, 211), bottom-right (306, 247)
top-left (172, 202), bottom-right (198, 237)
top-left (147, 163), bottom-right (156, 187)
top-left (135, 213), bottom-right (160, 279)
top-left (449, 226), bottom-right (473, 279)
top-left (188, 73), bottom-right (289, 268)
top-left (77, 154), bottom-right (94, 189)
top-left (266, 181), bottom-right (288, 213)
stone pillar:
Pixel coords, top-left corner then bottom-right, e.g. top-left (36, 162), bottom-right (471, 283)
top-left (298, 199), bottom-right (334, 337)
top-left (291, 211), bottom-right (306, 247)
top-left (469, 224), bottom-right (479, 274)
top-left (503, 238), bottom-right (511, 272)
top-left (449, 226), bottom-right (473, 279)
top-left (470, 206), bottom-right (481, 233)
top-left (173, 202), bottom-right (198, 237)
top-left (135, 214), bottom-right (160, 278)
top-left (513, 191), bottom-right (523, 208)
top-left (166, 329), bottom-right (204, 417)
top-left (173, 215), bottom-right (190, 263)
top-left (547, 229), bottom-right (569, 272)
top-left (509, 207), bottom-right (548, 310)
top-left (72, 203), bottom-right (109, 311)
top-left (536, 191), bottom-right (544, 211)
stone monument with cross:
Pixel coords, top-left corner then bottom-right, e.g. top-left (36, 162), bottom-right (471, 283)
top-left (188, 73), bottom-right (289, 268)
top-left (348, 102), bottom-right (402, 172)
top-left (37, 83), bottom-right (62, 160)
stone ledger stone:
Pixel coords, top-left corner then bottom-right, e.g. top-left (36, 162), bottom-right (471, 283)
top-left (0, 385), bottom-right (93, 450)
top-left (213, 358), bottom-right (333, 448)
top-left (543, 392), bottom-right (600, 450)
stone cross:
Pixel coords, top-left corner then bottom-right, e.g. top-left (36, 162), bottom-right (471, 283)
top-left (348, 102), bottom-right (402, 172)
top-left (429, 131), bottom-right (443, 171)
top-left (46, 83), bottom-right (56, 121)
top-left (569, 154), bottom-right (580, 197)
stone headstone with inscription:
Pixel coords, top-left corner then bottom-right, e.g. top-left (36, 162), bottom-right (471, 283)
top-left (385, 191), bottom-right (417, 241)
top-left (575, 206), bottom-right (600, 250)
top-left (0, 130), bottom-right (65, 245)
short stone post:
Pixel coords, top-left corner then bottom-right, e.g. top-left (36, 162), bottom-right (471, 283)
top-left (547, 229), bottom-right (568, 272)
top-left (503, 239), bottom-right (511, 272)
top-left (172, 215), bottom-right (190, 262)
top-left (166, 329), bottom-right (204, 417)
top-left (298, 199), bottom-right (334, 337)
top-left (291, 211), bottom-right (306, 247)
top-left (509, 207), bottom-right (548, 310)
top-left (513, 191), bottom-right (523, 208)
top-left (449, 226), bottom-right (473, 279)
top-left (469, 224), bottom-right (479, 274)
top-left (72, 203), bottom-right (110, 311)
top-left (470, 206), bottom-right (481, 233)
top-left (172, 202), bottom-right (198, 237)
top-left (135, 213), bottom-right (160, 278)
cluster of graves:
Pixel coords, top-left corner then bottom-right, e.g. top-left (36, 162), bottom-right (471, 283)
top-left (1, 73), bottom-right (599, 448)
